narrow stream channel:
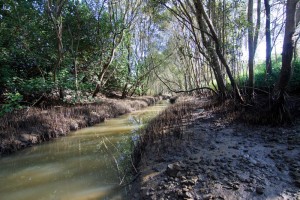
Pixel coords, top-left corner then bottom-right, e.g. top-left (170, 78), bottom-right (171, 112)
top-left (0, 102), bottom-right (167, 200)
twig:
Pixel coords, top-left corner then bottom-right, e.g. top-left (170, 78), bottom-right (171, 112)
top-left (26, 94), bottom-right (45, 114)
top-left (240, 86), bottom-right (270, 94)
top-left (119, 172), bottom-right (141, 187)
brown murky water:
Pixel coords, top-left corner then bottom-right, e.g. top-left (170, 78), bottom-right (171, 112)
top-left (0, 102), bottom-right (167, 200)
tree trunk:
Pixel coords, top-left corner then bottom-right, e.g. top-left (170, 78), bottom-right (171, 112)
top-left (92, 63), bottom-right (110, 98)
top-left (191, 0), bottom-right (226, 97)
top-left (192, 0), bottom-right (244, 102)
top-left (92, 31), bottom-right (125, 98)
top-left (248, 0), bottom-right (254, 91)
top-left (247, 0), bottom-right (261, 97)
top-left (247, 0), bottom-right (256, 90)
top-left (57, 20), bottom-right (64, 100)
top-left (46, 0), bottom-right (66, 100)
top-left (121, 41), bottom-right (131, 99)
top-left (277, 0), bottom-right (298, 91)
top-left (264, 0), bottom-right (272, 75)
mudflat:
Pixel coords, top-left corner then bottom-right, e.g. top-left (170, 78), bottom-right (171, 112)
top-left (132, 98), bottom-right (300, 200)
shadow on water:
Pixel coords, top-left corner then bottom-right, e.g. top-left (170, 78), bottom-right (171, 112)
top-left (0, 101), bottom-right (168, 200)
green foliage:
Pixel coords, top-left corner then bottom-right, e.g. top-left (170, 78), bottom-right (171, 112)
top-left (0, 92), bottom-right (23, 116)
top-left (253, 59), bottom-right (282, 88)
top-left (0, 0), bottom-right (167, 103)
top-left (18, 77), bottom-right (54, 96)
top-left (0, 66), bottom-right (15, 87)
top-left (289, 59), bottom-right (300, 91)
top-left (238, 57), bottom-right (300, 92)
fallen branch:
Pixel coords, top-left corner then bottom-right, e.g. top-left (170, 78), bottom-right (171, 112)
top-left (240, 86), bottom-right (270, 95)
top-left (154, 70), bottom-right (218, 95)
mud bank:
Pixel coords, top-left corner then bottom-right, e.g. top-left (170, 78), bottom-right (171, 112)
top-left (131, 97), bottom-right (300, 200)
top-left (0, 96), bottom-right (162, 156)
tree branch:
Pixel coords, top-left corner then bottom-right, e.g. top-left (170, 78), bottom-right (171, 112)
top-left (154, 70), bottom-right (218, 95)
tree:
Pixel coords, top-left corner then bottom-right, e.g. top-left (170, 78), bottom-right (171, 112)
top-left (191, 0), bottom-right (226, 96)
top-left (247, 0), bottom-right (261, 95)
top-left (264, 0), bottom-right (272, 75)
top-left (91, 0), bottom-right (141, 97)
top-left (277, 0), bottom-right (299, 93)
top-left (46, 0), bottom-right (67, 99)
top-left (191, 0), bottom-right (244, 101)
top-left (0, 0), bottom-right (55, 98)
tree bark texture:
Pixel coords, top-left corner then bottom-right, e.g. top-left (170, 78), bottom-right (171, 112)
top-left (192, 2), bottom-right (226, 96)
top-left (264, 0), bottom-right (272, 75)
top-left (277, 0), bottom-right (298, 91)
top-left (192, 0), bottom-right (244, 102)
top-left (247, 0), bottom-right (261, 91)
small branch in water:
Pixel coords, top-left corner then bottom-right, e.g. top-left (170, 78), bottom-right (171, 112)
top-left (101, 139), bottom-right (123, 184)
top-left (104, 136), bottom-right (120, 152)
top-left (119, 174), bottom-right (126, 186)
top-left (119, 172), bottom-right (141, 187)
top-left (102, 136), bottom-right (137, 185)
top-left (130, 154), bottom-right (138, 174)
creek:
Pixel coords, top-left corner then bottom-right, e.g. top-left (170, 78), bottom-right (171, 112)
top-left (0, 102), bottom-right (167, 200)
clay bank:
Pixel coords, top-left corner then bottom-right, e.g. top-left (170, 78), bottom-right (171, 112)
top-left (0, 96), bottom-right (162, 155)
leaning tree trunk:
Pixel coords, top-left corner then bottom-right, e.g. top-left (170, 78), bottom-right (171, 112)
top-left (190, 0), bottom-right (226, 97)
top-left (192, 0), bottom-right (245, 102)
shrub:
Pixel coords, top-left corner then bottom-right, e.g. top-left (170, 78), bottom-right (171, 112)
top-left (0, 92), bottom-right (24, 116)
top-left (238, 57), bottom-right (300, 92)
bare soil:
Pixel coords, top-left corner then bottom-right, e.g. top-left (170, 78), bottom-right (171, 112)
top-left (0, 96), bottom-right (160, 156)
top-left (130, 98), bottom-right (300, 200)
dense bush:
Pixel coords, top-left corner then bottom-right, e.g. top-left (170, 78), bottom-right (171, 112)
top-left (238, 57), bottom-right (300, 93)
top-left (0, 92), bottom-right (23, 116)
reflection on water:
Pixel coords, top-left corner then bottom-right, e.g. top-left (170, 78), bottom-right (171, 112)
top-left (0, 102), bottom-right (167, 200)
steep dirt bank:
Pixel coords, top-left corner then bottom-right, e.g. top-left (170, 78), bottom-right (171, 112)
top-left (0, 96), bottom-right (162, 156)
top-left (130, 97), bottom-right (300, 200)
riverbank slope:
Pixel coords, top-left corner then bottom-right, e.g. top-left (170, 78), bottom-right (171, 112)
top-left (131, 96), bottom-right (300, 200)
top-left (0, 96), bottom-right (161, 156)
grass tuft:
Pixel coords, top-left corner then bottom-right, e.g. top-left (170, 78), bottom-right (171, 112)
top-left (132, 96), bottom-right (209, 168)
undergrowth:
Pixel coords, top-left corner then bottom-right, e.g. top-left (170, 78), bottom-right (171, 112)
top-left (237, 57), bottom-right (300, 93)
top-left (210, 94), bottom-right (300, 125)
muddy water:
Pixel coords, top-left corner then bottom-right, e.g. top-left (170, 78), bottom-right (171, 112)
top-left (0, 102), bottom-right (167, 200)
